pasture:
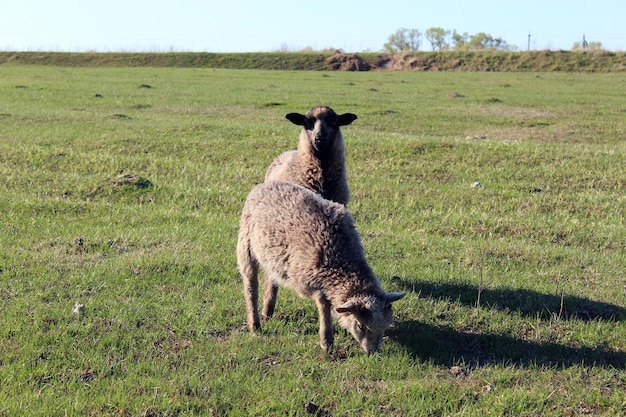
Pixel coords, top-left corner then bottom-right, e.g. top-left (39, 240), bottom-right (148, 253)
top-left (0, 65), bottom-right (625, 416)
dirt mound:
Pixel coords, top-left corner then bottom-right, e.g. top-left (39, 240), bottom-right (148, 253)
top-left (111, 173), bottom-right (153, 189)
top-left (324, 52), bottom-right (371, 71)
top-left (376, 53), bottom-right (445, 71)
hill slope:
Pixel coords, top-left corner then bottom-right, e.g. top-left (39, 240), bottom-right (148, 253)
top-left (1, 50), bottom-right (625, 71)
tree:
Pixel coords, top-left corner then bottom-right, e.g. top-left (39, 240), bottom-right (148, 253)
top-left (386, 27), bottom-right (515, 52)
top-left (425, 27), bottom-right (450, 51)
top-left (572, 40), bottom-right (603, 50)
top-left (454, 32), bottom-right (516, 51)
top-left (451, 31), bottom-right (470, 49)
top-left (384, 28), bottom-right (422, 52)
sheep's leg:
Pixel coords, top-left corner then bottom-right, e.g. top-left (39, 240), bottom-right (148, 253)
top-left (238, 243), bottom-right (260, 331)
top-left (314, 294), bottom-right (334, 351)
top-left (262, 280), bottom-right (279, 320)
top-left (242, 265), bottom-right (260, 331)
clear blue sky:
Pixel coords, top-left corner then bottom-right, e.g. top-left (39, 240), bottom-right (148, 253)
top-left (1, 0), bottom-right (624, 52)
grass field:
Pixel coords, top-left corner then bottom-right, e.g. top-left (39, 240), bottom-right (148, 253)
top-left (1, 65), bottom-right (625, 416)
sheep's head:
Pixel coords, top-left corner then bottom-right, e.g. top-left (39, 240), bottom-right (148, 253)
top-left (335, 292), bottom-right (405, 354)
top-left (286, 106), bottom-right (357, 156)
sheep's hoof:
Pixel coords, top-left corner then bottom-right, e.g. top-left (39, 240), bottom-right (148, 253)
top-left (320, 340), bottom-right (334, 352)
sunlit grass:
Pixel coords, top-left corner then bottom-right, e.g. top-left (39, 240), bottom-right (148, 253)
top-left (0, 66), bottom-right (625, 416)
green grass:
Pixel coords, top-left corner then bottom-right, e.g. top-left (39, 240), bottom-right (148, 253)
top-left (1, 65), bottom-right (625, 416)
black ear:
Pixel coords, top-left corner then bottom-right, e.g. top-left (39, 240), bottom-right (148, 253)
top-left (286, 113), bottom-right (307, 126)
top-left (386, 292), bottom-right (406, 303)
top-left (338, 113), bottom-right (357, 126)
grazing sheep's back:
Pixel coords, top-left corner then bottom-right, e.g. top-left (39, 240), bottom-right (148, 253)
top-left (237, 181), bottom-right (405, 354)
top-left (240, 181), bottom-right (365, 292)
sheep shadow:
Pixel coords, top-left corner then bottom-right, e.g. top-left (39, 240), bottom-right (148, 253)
top-left (388, 320), bottom-right (626, 369)
top-left (387, 276), bottom-right (626, 368)
top-left (390, 276), bottom-right (626, 322)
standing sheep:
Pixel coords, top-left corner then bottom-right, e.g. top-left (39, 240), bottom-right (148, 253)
top-left (237, 181), bottom-right (405, 354)
top-left (265, 105), bottom-right (357, 206)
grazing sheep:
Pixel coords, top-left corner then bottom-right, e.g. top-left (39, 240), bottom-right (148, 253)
top-left (237, 181), bottom-right (405, 354)
top-left (264, 105), bottom-right (357, 206)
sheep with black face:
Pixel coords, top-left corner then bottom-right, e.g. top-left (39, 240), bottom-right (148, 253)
top-left (265, 105), bottom-right (357, 206)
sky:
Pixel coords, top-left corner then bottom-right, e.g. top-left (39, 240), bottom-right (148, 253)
top-left (1, 0), bottom-right (624, 53)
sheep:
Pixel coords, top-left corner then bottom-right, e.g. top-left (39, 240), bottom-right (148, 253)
top-left (237, 181), bottom-right (405, 354)
top-left (264, 105), bottom-right (357, 206)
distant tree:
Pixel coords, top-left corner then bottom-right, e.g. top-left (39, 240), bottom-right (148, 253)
top-left (572, 40), bottom-right (603, 50)
top-left (387, 27), bottom-right (515, 52)
top-left (454, 32), bottom-right (516, 51)
top-left (588, 42), bottom-right (603, 50)
top-left (451, 31), bottom-right (470, 49)
top-left (384, 28), bottom-right (422, 52)
top-left (425, 27), bottom-right (450, 50)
